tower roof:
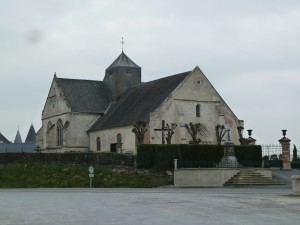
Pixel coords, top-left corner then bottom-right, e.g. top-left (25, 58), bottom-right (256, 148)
top-left (14, 129), bottom-right (22, 144)
top-left (0, 132), bottom-right (10, 143)
top-left (25, 124), bottom-right (36, 143)
top-left (106, 52), bottom-right (140, 69)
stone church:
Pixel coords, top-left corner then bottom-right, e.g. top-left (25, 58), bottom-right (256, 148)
top-left (36, 51), bottom-right (244, 154)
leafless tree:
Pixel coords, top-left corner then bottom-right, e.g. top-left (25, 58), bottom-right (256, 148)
top-left (132, 120), bottom-right (147, 144)
top-left (165, 123), bottom-right (177, 144)
top-left (215, 124), bottom-right (226, 145)
top-left (185, 122), bottom-right (208, 144)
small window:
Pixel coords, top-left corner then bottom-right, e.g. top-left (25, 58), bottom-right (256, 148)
top-left (96, 137), bottom-right (101, 151)
top-left (196, 104), bottom-right (201, 117)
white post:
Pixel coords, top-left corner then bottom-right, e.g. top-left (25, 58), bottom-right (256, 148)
top-left (174, 159), bottom-right (178, 170)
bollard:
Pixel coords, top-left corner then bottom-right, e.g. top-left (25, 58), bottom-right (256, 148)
top-left (291, 175), bottom-right (300, 195)
top-left (174, 159), bottom-right (178, 170)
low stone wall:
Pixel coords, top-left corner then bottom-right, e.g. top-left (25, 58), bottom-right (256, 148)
top-left (174, 168), bottom-right (273, 187)
top-left (174, 168), bottom-right (240, 187)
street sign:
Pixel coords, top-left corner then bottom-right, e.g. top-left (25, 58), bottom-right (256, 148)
top-left (89, 166), bottom-right (94, 174)
top-left (88, 165), bottom-right (94, 188)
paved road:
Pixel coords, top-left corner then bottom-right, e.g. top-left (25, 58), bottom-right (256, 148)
top-left (0, 187), bottom-right (299, 225)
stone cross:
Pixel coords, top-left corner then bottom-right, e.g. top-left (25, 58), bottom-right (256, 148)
top-left (154, 120), bottom-right (168, 144)
top-left (226, 128), bottom-right (231, 142)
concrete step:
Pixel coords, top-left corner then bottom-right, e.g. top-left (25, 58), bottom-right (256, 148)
top-left (225, 170), bottom-right (281, 186)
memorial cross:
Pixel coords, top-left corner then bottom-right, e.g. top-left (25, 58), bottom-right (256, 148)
top-left (153, 120), bottom-right (170, 144)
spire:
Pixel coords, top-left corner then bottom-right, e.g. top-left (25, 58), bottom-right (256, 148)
top-left (25, 124), bottom-right (36, 143)
top-left (0, 132), bottom-right (11, 143)
top-left (14, 128), bottom-right (22, 144)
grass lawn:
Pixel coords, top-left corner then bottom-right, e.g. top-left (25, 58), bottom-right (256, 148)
top-left (0, 163), bottom-right (173, 188)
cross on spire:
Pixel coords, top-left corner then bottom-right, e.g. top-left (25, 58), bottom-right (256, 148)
top-left (120, 37), bottom-right (125, 52)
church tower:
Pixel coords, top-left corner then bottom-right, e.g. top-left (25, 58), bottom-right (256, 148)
top-left (103, 51), bottom-right (141, 101)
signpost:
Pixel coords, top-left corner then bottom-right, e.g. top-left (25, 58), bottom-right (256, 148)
top-left (88, 165), bottom-right (94, 188)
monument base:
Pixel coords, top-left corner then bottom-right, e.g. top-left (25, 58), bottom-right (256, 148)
top-left (218, 156), bottom-right (240, 168)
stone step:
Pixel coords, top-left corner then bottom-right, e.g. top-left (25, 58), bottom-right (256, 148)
top-left (225, 170), bottom-right (281, 186)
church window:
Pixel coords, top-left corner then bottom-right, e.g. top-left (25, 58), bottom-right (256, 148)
top-left (117, 133), bottom-right (122, 152)
top-left (96, 137), bottom-right (101, 151)
top-left (196, 104), bottom-right (201, 117)
top-left (56, 119), bottom-right (63, 146)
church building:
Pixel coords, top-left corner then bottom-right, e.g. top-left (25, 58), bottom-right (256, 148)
top-left (36, 51), bottom-right (244, 154)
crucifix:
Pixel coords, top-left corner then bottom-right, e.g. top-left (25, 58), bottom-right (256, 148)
top-left (154, 120), bottom-right (168, 144)
top-left (120, 37), bottom-right (125, 52)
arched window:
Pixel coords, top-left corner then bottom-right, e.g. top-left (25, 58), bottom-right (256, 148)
top-left (56, 119), bottom-right (63, 146)
top-left (196, 104), bottom-right (201, 117)
top-left (117, 133), bottom-right (122, 153)
top-left (96, 137), bottom-right (101, 151)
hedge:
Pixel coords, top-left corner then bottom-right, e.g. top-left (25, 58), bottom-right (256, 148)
top-left (137, 144), bottom-right (262, 169)
top-left (0, 152), bottom-right (135, 166)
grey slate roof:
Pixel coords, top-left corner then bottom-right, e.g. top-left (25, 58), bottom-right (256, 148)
top-left (14, 130), bottom-right (22, 143)
top-left (25, 124), bottom-right (36, 143)
top-left (107, 52), bottom-right (140, 69)
top-left (56, 78), bottom-right (112, 114)
top-left (89, 71), bottom-right (191, 131)
top-left (0, 132), bottom-right (10, 143)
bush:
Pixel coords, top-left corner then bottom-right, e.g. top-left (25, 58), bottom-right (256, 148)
top-left (137, 144), bottom-right (262, 169)
top-left (0, 152), bottom-right (135, 166)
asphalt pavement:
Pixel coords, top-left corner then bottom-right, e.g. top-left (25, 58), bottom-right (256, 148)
top-left (0, 168), bottom-right (299, 225)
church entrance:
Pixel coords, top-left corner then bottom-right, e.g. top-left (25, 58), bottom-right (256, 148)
top-left (110, 143), bottom-right (117, 152)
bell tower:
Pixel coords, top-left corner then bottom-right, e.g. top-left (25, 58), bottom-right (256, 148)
top-left (103, 51), bottom-right (141, 101)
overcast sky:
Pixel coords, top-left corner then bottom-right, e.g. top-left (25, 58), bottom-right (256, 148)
top-left (1, 0), bottom-right (299, 147)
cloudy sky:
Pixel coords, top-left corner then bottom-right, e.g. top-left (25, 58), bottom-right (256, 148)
top-left (1, 0), bottom-right (299, 146)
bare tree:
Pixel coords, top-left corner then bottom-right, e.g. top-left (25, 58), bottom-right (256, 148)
top-left (132, 120), bottom-right (147, 144)
top-left (165, 123), bottom-right (177, 144)
top-left (215, 124), bottom-right (226, 145)
top-left (185, 122), bottom-right (208, 144)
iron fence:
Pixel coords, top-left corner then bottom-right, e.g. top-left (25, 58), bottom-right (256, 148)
top-left (261, 144), bottom-right (299, 159)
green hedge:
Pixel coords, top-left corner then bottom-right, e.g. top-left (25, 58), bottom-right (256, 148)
top-left (0, 152), bottom-right (135, 166)
top-left (137, 144), bottom-right (262, 169)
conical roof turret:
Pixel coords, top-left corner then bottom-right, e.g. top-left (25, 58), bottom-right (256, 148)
top-left (25, 124), bottom-right (36, 143)
top-left (14, 129), bottom-right (22, 144)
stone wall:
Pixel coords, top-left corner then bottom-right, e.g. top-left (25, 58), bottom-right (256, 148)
top-left (174, 168), bottom-right (240, 187)
top-left (149, 68), bottom-right (242, 145)
top-left (89, 125), bottom-right (136, 154)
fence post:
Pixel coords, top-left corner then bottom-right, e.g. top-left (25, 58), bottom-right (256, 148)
top-left (278, 130), bottom-right (291, 170)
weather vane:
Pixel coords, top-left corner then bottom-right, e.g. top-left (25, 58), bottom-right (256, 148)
top-left (120, 37), bottom-right (125, 52)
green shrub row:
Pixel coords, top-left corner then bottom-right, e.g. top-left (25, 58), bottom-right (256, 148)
top-left (137, 144), bottom-right (262, 169)
top-left (0, 152), bottom-right (135, 166)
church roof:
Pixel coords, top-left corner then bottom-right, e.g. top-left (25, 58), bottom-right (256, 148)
top-left (0, 132), bottom-right (10, 143)
top-left (14, 130), bottom-right (22, 143)
top-left (106, 52), bottom-right (140, 69)
top-left (89, 71), bottom-right (191, 131)
top-left (56, 78), bottom-right (112, 114)
top-left (25, 124), bottom-right (36, 143)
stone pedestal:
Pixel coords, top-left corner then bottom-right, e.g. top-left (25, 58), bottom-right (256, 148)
top-left (219, 141), bottom-right (239, 168)
top-left (278, 136), bottom-right (291, 170)
top-left (291, 175), bottom-right (300, 195)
